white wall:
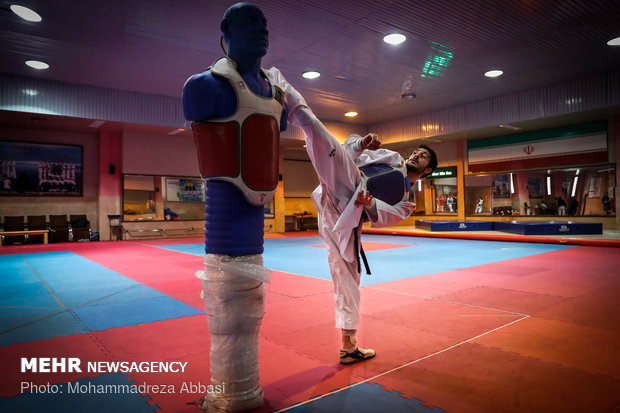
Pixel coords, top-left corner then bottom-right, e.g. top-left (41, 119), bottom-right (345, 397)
top-left (123, 132), bottom-right (200, 176)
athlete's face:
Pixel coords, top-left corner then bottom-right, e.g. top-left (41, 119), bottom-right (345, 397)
top-left (406, 147), bottom-right (431, 173)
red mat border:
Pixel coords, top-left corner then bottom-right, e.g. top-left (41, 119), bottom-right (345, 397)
top-left (364, 228), bottom-right (620, 248)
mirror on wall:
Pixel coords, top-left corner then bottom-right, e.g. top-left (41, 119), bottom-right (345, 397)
top-left (429, 166), bottom-right (458, 214)
top-left (122, 175), bottom-right (205, 221)
top-left (122, 174), bottom-right (278, 221)
top-left (464, 165), bottom-right (616, 217)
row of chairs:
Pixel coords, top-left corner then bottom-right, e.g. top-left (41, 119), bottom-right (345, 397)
top-left (0, 214), bottom-right (91, 245)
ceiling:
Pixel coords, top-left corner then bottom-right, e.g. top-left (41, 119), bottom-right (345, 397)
top-left (1, 0), bottom-right (620, 138)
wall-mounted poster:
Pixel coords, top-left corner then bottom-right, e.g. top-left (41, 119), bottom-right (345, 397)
top-left (264, 200), bottom-right (274, 218)
top-left (0, 140), bottom-right (82, 196)
top-left (165, 178), bottom-right (205, 202)
top-left (492, 174), bottom-right (511, 198)
top-left (587, 177), bottom-right (603, 198)
top-left (562, 179), bottom-right (571, 196)
top-left (527, 177), bottom-right (543, 198)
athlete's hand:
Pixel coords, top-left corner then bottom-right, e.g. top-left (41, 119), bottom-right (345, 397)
top-left (355, 190), bottom-right (373, 206)
top-left (361, 133), bottom-right (381, 151)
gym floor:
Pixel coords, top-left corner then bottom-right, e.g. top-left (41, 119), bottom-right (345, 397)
top-left (1, 230), bottom-right (619, 412)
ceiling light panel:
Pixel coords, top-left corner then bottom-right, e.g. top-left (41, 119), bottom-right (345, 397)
top-left (383, 33), bottom-right (406, 45)
top-left (25, 60), bottom-right (49, 70)
top-left (607, 37), bottom-right (620, 46)
top-left (484, 70), bottom-right (503, 78)
top-left (10, 5), bottom-right (42, 22)
top-left (302, 71), bottom-right (320, 79)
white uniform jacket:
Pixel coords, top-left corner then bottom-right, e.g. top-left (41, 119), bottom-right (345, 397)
top-left (309, 131), bottom-right (415, 263)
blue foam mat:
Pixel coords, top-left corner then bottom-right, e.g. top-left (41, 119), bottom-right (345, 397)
top-left (158, 234), bottom-right (572, 286)
top-left (0, 252), bottom-right (203, 346)
top-left (494, 220), bottom-right (603, 235)
top-left (415, 220), bottom-right (495, 231)
top-left (21, 252), bottom-right (139, 307)
top-left (288, 382), bottom-right (445, 412)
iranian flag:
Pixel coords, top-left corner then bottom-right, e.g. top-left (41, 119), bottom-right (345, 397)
top-left (468, 122), bottom-right (608, 173)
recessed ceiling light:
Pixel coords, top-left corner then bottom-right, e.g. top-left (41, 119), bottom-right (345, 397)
top-left (383, 33), bottom-right (406, 45)
top-left (607, 36), bottom-right (620, 46)
top-left (484, 70), bottom-right (503, 78)
top-left (89, 120), bottom-right (105, 128)
top-left (10, 5), bottom-right (42, 22)
top-left (25, 60), bottom-right (49, 70)
top-left (22, 89), bottom-right (39, 96)
top-left (344, 112), bottom-right (358, 117)
top-left (302, 71), bottom-right (320, 79)
top-left (499, 124), bottom-right (521, 130)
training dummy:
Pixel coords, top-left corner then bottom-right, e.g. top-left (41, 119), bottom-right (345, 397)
top-left (182, 3), bottom-right (287, 411)
top-left (267, 67), bottom-right (437, 364)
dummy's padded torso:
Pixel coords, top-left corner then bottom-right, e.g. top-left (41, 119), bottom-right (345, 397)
top-left (204, 180), bottom-right (265, 255)
top-left (184, 57), bottom-right (284, 256)
top-left (192, 57), bottom-right (284, 207)
top-left (192, 115), bottom-right (279, 193)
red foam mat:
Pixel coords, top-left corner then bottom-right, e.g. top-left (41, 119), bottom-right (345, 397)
top-left (2, 234), bottom-right (619, 412)
top-left (369, 342), bottom-right (620, 413)
top-left (0, 332), bottom-right (111, 397)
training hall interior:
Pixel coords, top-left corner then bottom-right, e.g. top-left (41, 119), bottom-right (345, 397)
top-left (1, 1), bottom-right (619, 413)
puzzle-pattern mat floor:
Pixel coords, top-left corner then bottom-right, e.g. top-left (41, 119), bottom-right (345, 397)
top-left (1, 234), bottom-right (619, 412)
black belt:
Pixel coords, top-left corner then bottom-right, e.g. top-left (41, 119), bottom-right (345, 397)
top-left (353, 225), bottom-right (371, 275)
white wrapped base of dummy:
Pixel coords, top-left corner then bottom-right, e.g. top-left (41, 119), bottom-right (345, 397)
top-left (196, 254), bottom-right (266, 412)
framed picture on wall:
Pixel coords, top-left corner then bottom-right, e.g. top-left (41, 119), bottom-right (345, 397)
top-left (587, 177), bottom-right (603, 198)
top-left (0, 140), bottom-right (82, 196)
top-left (492, 174), bottom-right (511, 198)
top-left (527, 177), bottom-right (543, 199)
top-left (165, 178), bottom-right (205, 202)
top-left (562, 179), bottom-right (571, 196)
top-left (264, 200), bottom-right (274, 218)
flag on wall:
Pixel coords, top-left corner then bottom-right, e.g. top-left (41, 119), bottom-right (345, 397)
top-left (467, 122), bottom-right (607, 173)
